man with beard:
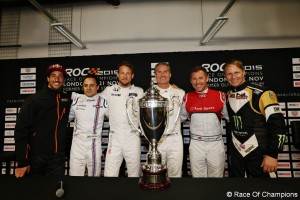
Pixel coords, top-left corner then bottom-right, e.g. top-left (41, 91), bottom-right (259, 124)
top-left (15, 64), bottom-right (71, 178)
top-left (101, 61), bottom-right (144, 177)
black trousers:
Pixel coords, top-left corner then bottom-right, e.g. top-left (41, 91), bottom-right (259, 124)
top-left (29, 152), bottom-right (65, 176)
top-left (229, 146), bottom-right (270, 178)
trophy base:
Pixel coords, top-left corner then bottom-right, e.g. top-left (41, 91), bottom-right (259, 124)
top-left (138, 168), bottom-right (171, 191)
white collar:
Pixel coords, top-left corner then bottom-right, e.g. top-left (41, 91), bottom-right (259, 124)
top-left (196, 87), bottom-right (208, 94)
top-left (156, 84), bottom-right (171, 92)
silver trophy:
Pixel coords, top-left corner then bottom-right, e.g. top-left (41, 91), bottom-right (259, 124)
top-left (126, 82), bottom-right (181, 190)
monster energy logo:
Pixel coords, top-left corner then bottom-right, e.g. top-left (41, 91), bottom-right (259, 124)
top-left (233, 116), bottom-right (243, 130)
top-left (278, 134), bottom-right (286, 149)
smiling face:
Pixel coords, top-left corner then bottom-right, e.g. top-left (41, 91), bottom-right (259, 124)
top-left (47, 71), bottom-right (65, 90)
top-left (83, 77), bottom-right (99, 97)
top-left (117, 65), bottom-right (134, 88)
top-left (155, 64), bottom-right (171, 88)
top-left (224, 64), bottom-right (246, 87)
top-left (190, 70), bottom-right (209, 92)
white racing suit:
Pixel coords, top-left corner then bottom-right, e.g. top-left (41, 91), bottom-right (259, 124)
top-left (69, 92), bottom-right (108, 177)
top-left (100, 84), bottom-right (144, 177)
top-left (155, 85), bottom-right (185, 178)
top-left (181, 88), bottom-right (229, 177)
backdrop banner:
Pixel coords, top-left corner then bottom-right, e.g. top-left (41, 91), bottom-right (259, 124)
top-left (1, 47), bottom-right (300, 177)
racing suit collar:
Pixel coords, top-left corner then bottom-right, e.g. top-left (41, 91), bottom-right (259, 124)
top-left (195, 87), bottom-right (208, 94)
top-left (231, 81), bottom-right (248, 92)
top-left (85, 94), bottom-right (99, 100)
top-left (46, 86), bottom-right (62, 94)
top-left (155, 84), bottom-right (171, 91)
top-left (117, 84), bottom-right (133, 90)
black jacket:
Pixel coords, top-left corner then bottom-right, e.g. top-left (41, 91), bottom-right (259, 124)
top-left (15, 87), bottom-right (71, 167)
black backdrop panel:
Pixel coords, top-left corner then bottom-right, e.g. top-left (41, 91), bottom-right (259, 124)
top-left (1, 47), bottom-right (300, 177)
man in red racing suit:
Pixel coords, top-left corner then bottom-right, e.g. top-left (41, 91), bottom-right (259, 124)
top-left (181, 66), bottom-right (229, 177)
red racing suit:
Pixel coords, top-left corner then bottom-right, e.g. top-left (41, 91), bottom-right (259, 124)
top-left (181, 88), bottom-right (228, 177)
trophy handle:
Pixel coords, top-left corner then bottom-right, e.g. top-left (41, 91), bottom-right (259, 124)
top-left (126, 96), bottom-right (142, 134)
top-left (164, 94), bottom-right (182, 135)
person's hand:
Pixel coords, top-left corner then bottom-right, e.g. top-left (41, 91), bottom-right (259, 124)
top-left (15, 166), bottom-right (30, 178)
top-left (260, 155), bottom-right (278, 173)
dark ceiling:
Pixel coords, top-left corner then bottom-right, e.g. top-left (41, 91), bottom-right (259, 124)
top-left (0, 0), bottom-right (120, 7)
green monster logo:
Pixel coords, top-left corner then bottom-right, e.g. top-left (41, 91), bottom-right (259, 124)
top-left (233, 116), bottom-right (243, 130)
top-left (278, 134), bottom-right (286, 149)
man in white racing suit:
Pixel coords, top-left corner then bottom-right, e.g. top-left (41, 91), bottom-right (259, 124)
top-left (154, 62), bottom-right (185, 178)
top-left (69, 74), bottom-right (108, 176)
top-left (181, 66), bottom-right (229, 177)
top-left (101, 61), bottom-right (144, 177)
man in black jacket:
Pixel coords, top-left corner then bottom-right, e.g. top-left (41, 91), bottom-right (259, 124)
top-left (15, 64), bottom-right (71, 178)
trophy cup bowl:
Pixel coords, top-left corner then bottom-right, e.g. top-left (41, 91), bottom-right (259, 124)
top-left (126, 83), bottom-right (181, 191)
top-left (138, 99), bottom-right (170, 191)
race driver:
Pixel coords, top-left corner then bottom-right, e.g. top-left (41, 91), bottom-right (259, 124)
top-left (15, 64), bottom-right (70, 178)
top-left (154, 62), bottom-right (185, 178)
top-left (101, 61), bottom-right (144, 177)
top-left (224, 59), bottom-right (286, 177)
top-left (181, 66), bottom-right (229, 177)
top-left (69, 74), bottom-right (108, 176)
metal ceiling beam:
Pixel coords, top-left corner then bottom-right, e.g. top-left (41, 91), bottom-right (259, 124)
top-left (200, 0), bottom-right (238, 46)
top-left (28, 0), bottom-right (86, 49)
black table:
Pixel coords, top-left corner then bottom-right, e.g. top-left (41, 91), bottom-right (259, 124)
top-left (1, 176), bottom-right (300, 200)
